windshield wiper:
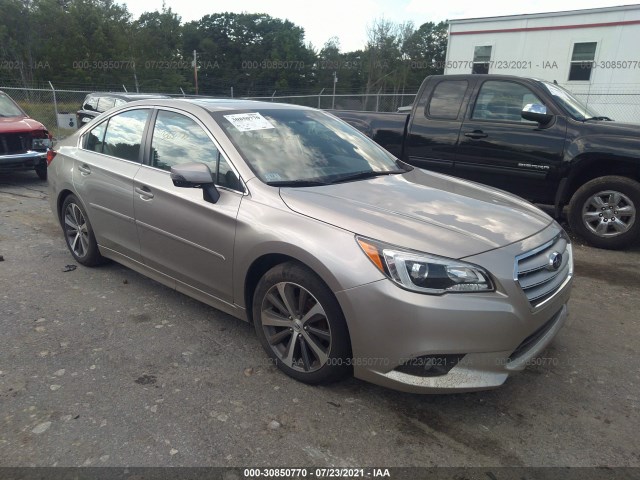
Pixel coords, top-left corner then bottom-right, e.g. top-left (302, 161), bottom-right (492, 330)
top-left (266, 179), bottom-right (329, 187)
top-left (585, 116), bottom-right (613, 121)
top-left (328, 169), bottom-right (406, 184)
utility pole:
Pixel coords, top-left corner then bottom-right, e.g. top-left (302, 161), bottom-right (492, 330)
top-left (332, 71), bottom-right (338, 109)
top-left (193, 50), bottom-right (199, 95)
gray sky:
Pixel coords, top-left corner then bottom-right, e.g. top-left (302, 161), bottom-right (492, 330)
top-left (121, 0), bottom-right (631, 51)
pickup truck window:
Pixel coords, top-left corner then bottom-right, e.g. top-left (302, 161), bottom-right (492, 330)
top-left (427, 80), bottom-right (468, 120)
top-left (472, 81), bottom-right (541, 123)
top-left (541, 81), bottom-right (600, 121)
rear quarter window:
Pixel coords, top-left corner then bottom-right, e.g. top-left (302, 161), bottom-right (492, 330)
top-left (99, 109), bottom-right (149, 162)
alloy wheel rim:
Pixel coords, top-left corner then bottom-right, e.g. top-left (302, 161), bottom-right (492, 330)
top-left (64, 203), bottom-right (89, 258)
top-left (261, 282), bottom-right (331, 373)
top-left (582, 190), bottom-right (636, 238)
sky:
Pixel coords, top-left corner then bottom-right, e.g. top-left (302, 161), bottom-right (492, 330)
top-left (121, 0), bottom-right (632, 52)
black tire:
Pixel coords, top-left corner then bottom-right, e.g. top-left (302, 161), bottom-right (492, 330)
top-left (35, 166), bottom-right (47, 180)
top-left (60, 194), bottom-right (104, 266)
top-left (568, 176), bottom-right (640, 249)
top-left (252, 262), bottom-right (352, 385)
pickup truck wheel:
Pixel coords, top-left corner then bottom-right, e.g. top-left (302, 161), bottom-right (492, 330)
top-left (568, 176), bottom-right (640, 249)
top-left (61, 195), bottom-right (104, 266)
top-left (35, 166), bottom-right (47, 180)
top-left (253, 262), bottom-right (351, 385)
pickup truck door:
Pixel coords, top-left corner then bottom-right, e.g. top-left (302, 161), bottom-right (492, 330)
top-left (455, 79), bottom-right (566, 204)
top-left (403, 78), bottom-right (471, 176)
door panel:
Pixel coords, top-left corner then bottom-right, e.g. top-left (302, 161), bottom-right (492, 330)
top-left (404, 79), bottom-right (469, 175)
top-left (133, 167), bottom-right (241, 303)
top-left (455, 80), bottom-right (566, 203)
top-left (73, 109), bottom-right (150, 261)
top-left (133, 109), bottom-right (243, 303)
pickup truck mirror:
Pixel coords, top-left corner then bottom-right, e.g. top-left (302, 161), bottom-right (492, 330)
top-left (170, 162), bottom-right (220, 203)
top-left (521, 103), bottom-right (554, 126)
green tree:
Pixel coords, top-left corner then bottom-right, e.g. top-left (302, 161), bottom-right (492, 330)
top-left (131, 6), bottom-right (186, 92)
top-left (402, 21), bottom-right (449, 87)
top-left (183, 12), bottom-right (316, 96)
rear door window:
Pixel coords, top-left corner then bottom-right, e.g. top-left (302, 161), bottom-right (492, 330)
top-left (427, 80), bottom-right (468, 120)
top-left (100, 109), bottom-right (150, 162)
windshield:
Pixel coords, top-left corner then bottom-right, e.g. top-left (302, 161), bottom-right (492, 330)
top-left (541, 81), bottom-right (601, 121)
top-left (213, 108), bottom-right (404, 185)
top-left (0, 93), bottom-right (26, 117)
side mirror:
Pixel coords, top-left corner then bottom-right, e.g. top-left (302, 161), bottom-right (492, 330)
top-left (170, 163), bottom-right (220, 204)
top-left (521, 103), bottom-right (554, 126)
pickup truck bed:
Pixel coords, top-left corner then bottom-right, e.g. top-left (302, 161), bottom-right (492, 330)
top-left (328, 110), bottom-right (408, 160)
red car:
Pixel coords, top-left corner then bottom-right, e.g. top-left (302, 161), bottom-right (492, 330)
top-left (0, 90), bottom-right (52, 180)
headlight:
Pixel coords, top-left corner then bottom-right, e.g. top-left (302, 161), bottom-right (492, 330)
top-left (357, 236), bottom-right (494, 294)
top-left (31, 138), bottom-right (52, 150)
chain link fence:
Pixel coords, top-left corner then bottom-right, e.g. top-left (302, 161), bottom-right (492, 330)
top-left (242, 93), bottom-right (417, 113)
top-left (1, 83), bottom-right (638, 142)
top-left (559, 83), bottom-right (640, 123)
top-left (1, 86), bottom-right (90, 140)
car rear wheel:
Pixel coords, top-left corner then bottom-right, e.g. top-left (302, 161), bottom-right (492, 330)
top-left (35, 166), bottom-right (47, 180)
top-left (568, 176), bottom-right (640, 249)
top-left (252, 262), bottom-right (351, 384)
top-left (61, 194), bottom-right (104, 266)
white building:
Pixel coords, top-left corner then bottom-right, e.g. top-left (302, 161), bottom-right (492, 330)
top-left (444, 5), bottom-right (640, 122)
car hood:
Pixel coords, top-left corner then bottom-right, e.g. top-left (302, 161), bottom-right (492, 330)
top-left (580, 119), bottom-right (640, 136)
top-left (279, 168), bottom-right (553, 258)
top-left (0, 116), bottom-right (47, 134)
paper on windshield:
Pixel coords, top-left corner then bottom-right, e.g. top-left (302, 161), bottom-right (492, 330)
top-left (224, 112), bottom-right (275, 132)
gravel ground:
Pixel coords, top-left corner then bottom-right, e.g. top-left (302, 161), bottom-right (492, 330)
top-left (1, 171), bottom-right (639, 468)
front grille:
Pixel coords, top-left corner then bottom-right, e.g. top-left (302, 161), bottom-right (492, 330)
top-left (516, 234), bottom-right (572, 308)
top-left (0, 133), bottom-right (30, 155)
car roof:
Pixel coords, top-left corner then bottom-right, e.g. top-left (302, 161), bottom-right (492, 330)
top-left (123, 97), bottom-right (312, 113)
top-left (84, 92), bottom-right (170, 100)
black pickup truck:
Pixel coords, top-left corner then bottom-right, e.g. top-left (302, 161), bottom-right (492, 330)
top-left (334, 74), bottom-right (640, 249)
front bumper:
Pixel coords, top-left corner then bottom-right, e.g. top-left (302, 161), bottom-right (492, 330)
top-left (335, 225), bottom-right (573, 393)
top-left (0, 151), bottom-right (47, 171)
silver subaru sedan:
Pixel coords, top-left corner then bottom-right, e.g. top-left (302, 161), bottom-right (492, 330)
top-left (48, 98), bottom-right (573, 393)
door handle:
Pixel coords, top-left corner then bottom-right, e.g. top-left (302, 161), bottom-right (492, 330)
top-left (135, 186), bottom-right (154, 199)
top-left (464, 130), bottom-right (488, 139)
top-left (77, 164), bottom-right (91, 175)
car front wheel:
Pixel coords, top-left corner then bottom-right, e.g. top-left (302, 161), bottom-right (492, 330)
top-left (253, 262), bottom-right (352, 384)
top-left (568, 176), bottom-right (640, 249)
